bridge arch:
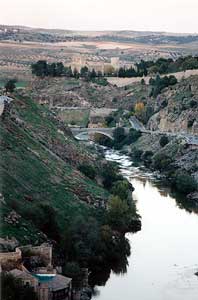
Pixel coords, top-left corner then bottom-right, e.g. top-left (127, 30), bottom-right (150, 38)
top-left (74, 130), bottom-right (113, 141)
top-left (71, 128), bottom-right (114, 141)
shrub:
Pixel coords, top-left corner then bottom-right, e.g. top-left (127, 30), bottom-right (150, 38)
top-left (101, 162), bottom-right (122, 189)
top-left (142, 150), bottom-right (154, 165)
top-left (152, 153), bottom-right (172, 171)
top-left (175, 172), bottom-right (197, 194)
top-left (25, 204), bottom-right (60, 242)
top-left (124, 129), bottom-right (141, 145)
top-left (107, 196), bottom-right (129, 232)
top-left (111, 180), bottom-right (134, 201)
top-left (78, 163), bottom-right (96, 180)
top-left (190, 99), bottom-right (197, 108)
top-left (130, 148), bottom-right (143, 160)
top-left (64, 262), bottom-right (82, 279)
top-left (159, 135), bottom-right (169, 147)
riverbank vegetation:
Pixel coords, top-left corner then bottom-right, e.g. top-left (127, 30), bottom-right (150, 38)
top-left (128, 135), bottom-right (198, 198)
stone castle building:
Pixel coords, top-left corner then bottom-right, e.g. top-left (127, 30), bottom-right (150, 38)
top-left (71, 54), bottom-right (137, 75)
top-left (71, 55), bottom-right (120, 74)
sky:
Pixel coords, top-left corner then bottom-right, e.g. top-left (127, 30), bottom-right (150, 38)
top-left (1, 0), bottom-right (198, 33)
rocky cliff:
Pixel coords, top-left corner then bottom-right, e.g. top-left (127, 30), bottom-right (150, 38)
top-left (147, 76), bottom-right (198, 135)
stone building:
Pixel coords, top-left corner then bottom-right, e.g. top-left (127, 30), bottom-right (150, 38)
top-left (1, 242), bottom-right (72, 300)
top-left (71, 54), bottom-right (120, 74)
top-left (9, 269), bottom-right (72, 300)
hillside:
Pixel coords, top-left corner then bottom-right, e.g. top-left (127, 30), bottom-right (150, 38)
top-left (30, 77), bottom-right (127, 109)
top-left (0, 91), bottom-right (109, 245)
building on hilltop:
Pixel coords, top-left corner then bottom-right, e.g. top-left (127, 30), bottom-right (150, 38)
top-left (71, 54), bottom-right (139, 75)
top-left (71, 54), bottom-right (120, 75)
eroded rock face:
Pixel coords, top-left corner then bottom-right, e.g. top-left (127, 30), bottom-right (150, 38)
top-left (148, 107), bottom-right (198, 134)
top-left (146, 76), bottom-right (198, 135)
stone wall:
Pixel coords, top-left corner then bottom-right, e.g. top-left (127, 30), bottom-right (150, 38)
top-left (20, 244), bottom-right (52, 266)
top-left (0, 247), bottom-right (22, 269)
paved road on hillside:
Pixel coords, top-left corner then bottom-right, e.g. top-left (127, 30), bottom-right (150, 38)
top-left (129, 116), bottom-right (198, 146)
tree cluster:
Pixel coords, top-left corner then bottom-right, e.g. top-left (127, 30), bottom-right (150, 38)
top-left (112, 127), bottom-right (142, 150)
top-left (117, 56), bottom-right (198, 78)
top-left (144, 56), bottom-right (198, 74)
top-left (149, 74), bottom-right (178, 97)
top-left (31, 61), bottom-right (65, 77)
top-left (117, 66), bottom-right (145, 78)
top-left (31, 60), bottom-right (106, 83)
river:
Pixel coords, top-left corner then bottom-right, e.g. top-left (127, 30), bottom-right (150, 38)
top-left (93, 148), bottom-right (198, 300)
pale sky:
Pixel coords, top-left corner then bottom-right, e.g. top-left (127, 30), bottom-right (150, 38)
top-left (1, 0), bottom-right (198, 33)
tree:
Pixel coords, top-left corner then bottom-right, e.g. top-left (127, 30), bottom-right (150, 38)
top-left (39, 204), bottom-right (60, 241)
top-left (28, 204), bottom-right (60, 242)
top-left (124, 128), bottom-right (141, 145)
top-left (56, 62), bottom-right (64, 76)
top-left (101, 162), bottom-right (122, 189)
top-left (113, 127), bottom-right (126, 144)
top-left (107, 196), bottom-right (129, 232)
top-left (78, 163), bottom-right (96, 179)
top-left (149, 75), bottom-right (177, 97)
top-left (48, 62), bottom-right (57, 77)
top-left (134, 102), bottom-right (145, 119)
top-left (111, 180), bottom-right (133, 203)
top-left (159, 135), bottom-right (169, 147)
top-left (80, 66), bottom-right (89, 78)
top-left (64, 66), bottom-right (73, 77)
top-left (69, 216), bottom-right (100, 264)
top-left (90, 69), bottom-right (97, 79)
top-left (31, 60), bottom-right (48, 77)
top-left (5, 79), bottom-right (16, 93)
top-left (175, 172), bottom-right (197, 194)
top-left (152, 153), bottom-right (172, 171)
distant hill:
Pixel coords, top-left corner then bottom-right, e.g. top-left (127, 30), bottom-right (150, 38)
top-left (0, 24), bottom-right (197, 45)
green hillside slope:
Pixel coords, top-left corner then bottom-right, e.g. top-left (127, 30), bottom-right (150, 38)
top-left (0, 92), bottom-right (108, 245)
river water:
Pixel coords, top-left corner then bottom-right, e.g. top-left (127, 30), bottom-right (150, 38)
top-left (93, 148), bottom-right (198, 300)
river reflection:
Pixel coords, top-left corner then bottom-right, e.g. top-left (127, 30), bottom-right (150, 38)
top-left (92, 148), bottom-right (198, 300)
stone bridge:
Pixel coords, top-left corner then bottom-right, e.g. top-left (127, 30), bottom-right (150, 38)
top-left (71, 116), bottom-right (198, 146)
top-left (70, 127), bottom-right (119, 140)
